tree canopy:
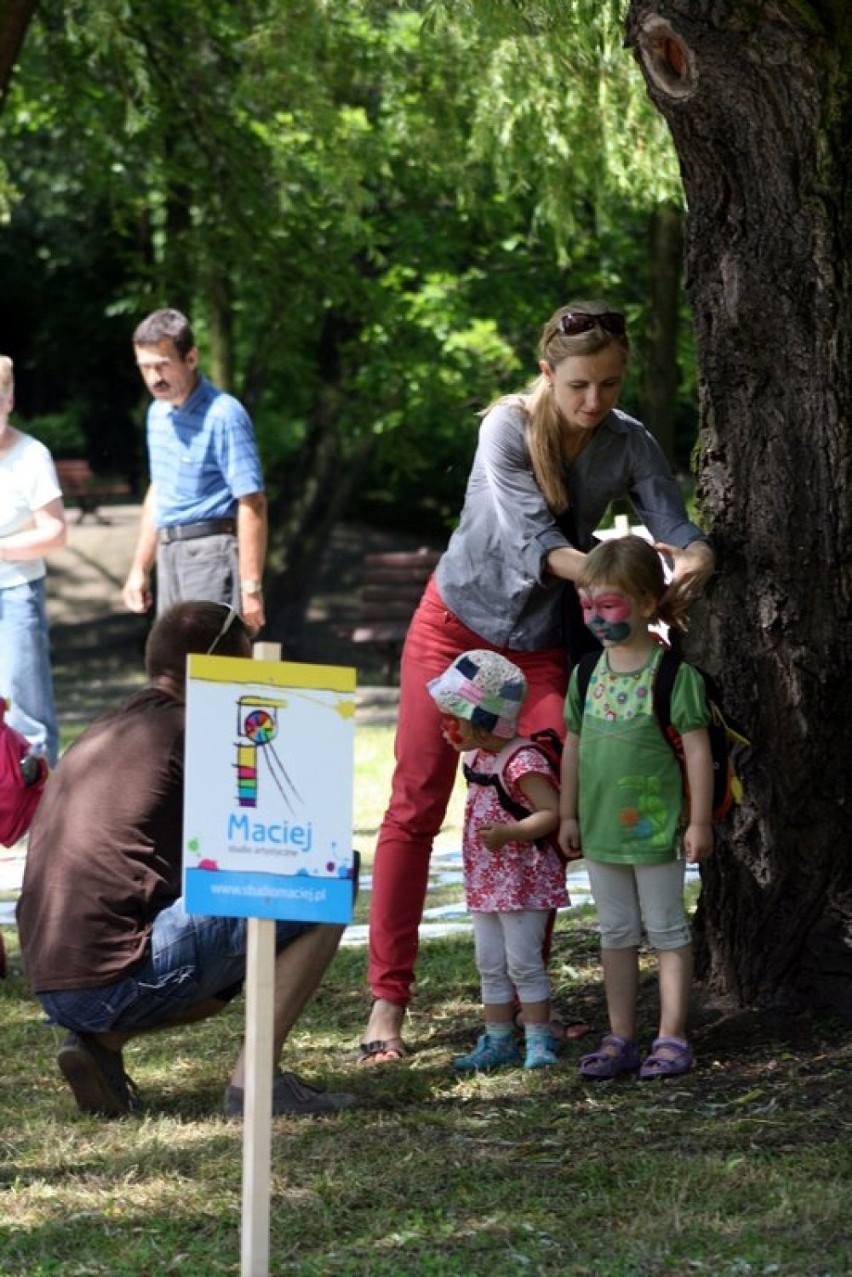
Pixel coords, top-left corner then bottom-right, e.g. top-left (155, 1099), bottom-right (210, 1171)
top-left (0, 0), bottom-right (694, 487)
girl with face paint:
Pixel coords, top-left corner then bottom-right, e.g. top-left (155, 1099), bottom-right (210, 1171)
top-left (580, 589), bottom-right (640, 647)
top-left (559, 537), bottom-right (715, 1082)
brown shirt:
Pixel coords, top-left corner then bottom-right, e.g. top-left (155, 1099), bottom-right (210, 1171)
top-left (17, 688), bottom-right (185, 992)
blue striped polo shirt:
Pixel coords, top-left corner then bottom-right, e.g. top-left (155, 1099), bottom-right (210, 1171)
top-left (146, 375), bottom-right (264, 528)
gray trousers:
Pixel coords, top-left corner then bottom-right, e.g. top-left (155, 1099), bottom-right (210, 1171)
top-left (156, 533), bottom-right (240, 615)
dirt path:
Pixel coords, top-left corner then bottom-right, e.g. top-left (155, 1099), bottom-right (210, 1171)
top-left (47, 504), bottom-right (149, 724)
top-left (45, 505), bottom-right (435, 726)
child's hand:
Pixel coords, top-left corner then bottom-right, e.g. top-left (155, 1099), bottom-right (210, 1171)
top-left (559, 817), bottom-right (581, 858)
top-left (684, 821), bottom-right (713, 863)
top-left (480, 823), bottom-right (514, 852)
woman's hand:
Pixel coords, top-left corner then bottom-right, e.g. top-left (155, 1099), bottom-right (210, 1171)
top-left (656, 539), bottom-right (715, 618)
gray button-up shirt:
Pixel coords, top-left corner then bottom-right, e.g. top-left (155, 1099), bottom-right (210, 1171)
top-left (436, 400), bottom-right (706, 650)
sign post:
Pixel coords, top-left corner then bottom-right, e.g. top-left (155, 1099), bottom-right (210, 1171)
top-left (183, 645), bottom-right (356, 1277)
top-left (241, 913), bottom-right (276, 1275)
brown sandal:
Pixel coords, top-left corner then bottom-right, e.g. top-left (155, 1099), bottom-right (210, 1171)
top-left (357, 1037), bottom-right (407, 1066)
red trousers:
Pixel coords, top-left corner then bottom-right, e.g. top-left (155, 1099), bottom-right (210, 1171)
top-left (367, 577), bottom-right (569, 1007)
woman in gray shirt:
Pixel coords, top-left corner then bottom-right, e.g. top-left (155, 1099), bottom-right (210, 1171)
top-left (359, 301), bottom-right (714, 1065)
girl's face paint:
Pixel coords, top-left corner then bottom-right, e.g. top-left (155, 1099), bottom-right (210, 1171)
top-left (440, 714), bottom-right (473, 750)
top-left (580, 588), bottom-right (639, 646)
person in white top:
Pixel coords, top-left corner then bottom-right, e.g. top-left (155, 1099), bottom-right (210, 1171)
top-left (0, 356), bottom-right (67, 766)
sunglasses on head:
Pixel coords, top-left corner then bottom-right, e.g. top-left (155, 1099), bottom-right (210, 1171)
top-left (206, 604), bottom-right (239, 655)
top-left (557, 311), bottom-right (627, 337)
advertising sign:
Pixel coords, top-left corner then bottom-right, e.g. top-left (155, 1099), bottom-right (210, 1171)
top-left (183, 654), bottom-right (356, 924)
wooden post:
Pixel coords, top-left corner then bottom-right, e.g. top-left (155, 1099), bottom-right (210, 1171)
top-left (241, 639), bottom-right (280, 1277)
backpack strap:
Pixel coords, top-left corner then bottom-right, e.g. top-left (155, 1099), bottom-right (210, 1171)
top-left (650, 644), bottom-right (681, 759)
top-left (493, 738), bottom-right (550, 810)
top-left (462, 740), bottom-right (533, 824)
top-left (464, 736), bottom-right (560, 822)
top-left (575, 650), bottom-right (602, 709)
top-left (463, 738), bottom-right (565, 856)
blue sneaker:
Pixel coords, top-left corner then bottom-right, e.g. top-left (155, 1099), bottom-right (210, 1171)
top-left (453, 1032), bottom-right (522, 1073)
top-left (524, 1034), bottom-right (559, 1070)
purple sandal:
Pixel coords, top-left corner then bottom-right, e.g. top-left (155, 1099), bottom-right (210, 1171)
top-left (579, 1034), bottom-right (640, 1079)
top-left (639, 1036), bottom-right (694, 1080)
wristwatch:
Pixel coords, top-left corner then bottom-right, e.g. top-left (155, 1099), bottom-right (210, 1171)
top-left (241, 579), bottom-right (263, 596)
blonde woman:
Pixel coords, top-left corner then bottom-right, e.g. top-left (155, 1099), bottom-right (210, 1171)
top-left (0, 356), bottom-right (67, 765)
top-left (359, 302), bottom-right (714, 1064)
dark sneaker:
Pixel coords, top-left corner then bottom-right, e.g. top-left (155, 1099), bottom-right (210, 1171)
top-left (56, 1031), bottom-right (140, 1117)
top-left (223, 1068), bottom-right (356, 1118)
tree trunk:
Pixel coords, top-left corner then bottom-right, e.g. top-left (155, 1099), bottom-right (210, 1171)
top-left (261, 412), bottom-right (374, 661)
top-left (627, 0), bottom-right (852, 1016)
top-left (207, 275), bottom-right (234, 393)
top-left (261, 313), bottom-right (374, 658)
top-left (643, 200), bottom-right (684, 464)
top-left (0, 0), bottom-right (36, 109)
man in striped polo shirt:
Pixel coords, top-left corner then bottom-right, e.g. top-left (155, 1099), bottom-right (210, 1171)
top-left (122, 308), bottom-right (267, 631)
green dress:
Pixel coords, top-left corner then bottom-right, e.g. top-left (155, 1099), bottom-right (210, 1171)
top-left (564, 645), bottom-right (710, 865)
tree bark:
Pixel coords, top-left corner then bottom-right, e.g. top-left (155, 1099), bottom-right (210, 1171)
top-left (0, 0), bottom-right (36, 109)
top-left (643, 200), bottom-right (684, 463)
top-left (627, 0), bottom-right (852, 1015)
top-left (261, 312), bottom-right (374, 658)
top-left (208, 275), bottom-right (234, 393)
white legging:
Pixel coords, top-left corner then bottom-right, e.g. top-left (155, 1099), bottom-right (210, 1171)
top-left (585, 859), bottom-right (691, 950)
top-left (472, 909), bottom-right (552, 1005)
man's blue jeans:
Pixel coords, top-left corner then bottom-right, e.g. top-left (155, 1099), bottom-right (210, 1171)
top-left (0, 577), bottom-right (59, 767)
top-left (38, 898), bottom-right (316, 1033)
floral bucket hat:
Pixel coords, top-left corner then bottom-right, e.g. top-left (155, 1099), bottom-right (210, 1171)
top-left (427, 649), bottom-right (527, 739)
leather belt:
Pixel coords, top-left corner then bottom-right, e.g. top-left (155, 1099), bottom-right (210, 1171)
top-left (159, 518), bottom-right (236, 544)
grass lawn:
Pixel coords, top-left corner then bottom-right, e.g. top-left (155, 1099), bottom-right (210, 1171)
top-left (2, 724), bottom-right (852, 1274)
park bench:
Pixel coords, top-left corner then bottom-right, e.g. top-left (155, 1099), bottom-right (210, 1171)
top-left (55, 459), bottom-right (131, 525)
top-left (352, 546), bottom-right (442, 683)
top-left (349, 518), bottom-right (650, 684)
